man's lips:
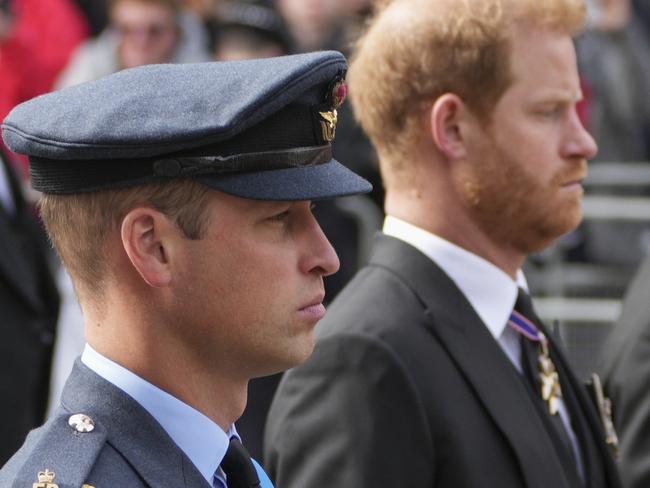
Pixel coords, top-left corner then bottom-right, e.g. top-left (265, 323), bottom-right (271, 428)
top-left (561, 179), bottom-right (583, 187)
top-left (300, 293), bottom-right (325, 311)
top-left (299, 293), bottom-right (326, 319)
top-left (560, 174), bottom-right (586, 188)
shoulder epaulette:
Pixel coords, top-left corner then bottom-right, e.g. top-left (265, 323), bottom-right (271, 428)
top-left (0, 410), bottom-right (107, 488)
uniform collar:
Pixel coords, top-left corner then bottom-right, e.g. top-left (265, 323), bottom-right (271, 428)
top-left (383, 215), bottom-right (527, 340)
top-left (81, 344), bottom-right (235, 486)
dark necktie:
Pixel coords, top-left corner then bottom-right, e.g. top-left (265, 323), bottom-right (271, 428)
top-left (221, 438), bottom-right (261, 488)
top-left (510, 288), bottom-right (583, 482)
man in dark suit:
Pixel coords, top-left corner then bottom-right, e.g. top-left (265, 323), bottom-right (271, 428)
top-left (264, 1), bottom-right (622, 487)
top-left (601, 253), bottom-right (650, 488)
top-left (0, 51), bottom-right (371, 486)
top-left (0, 149), bottom-right (59, 466)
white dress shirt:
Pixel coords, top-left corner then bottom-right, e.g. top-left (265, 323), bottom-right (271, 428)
top-left (81, 345), bottom-right (234, 487)
top-left (383, 215), bottom-right (584, 479)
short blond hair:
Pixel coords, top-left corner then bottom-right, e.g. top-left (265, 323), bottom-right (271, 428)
top-left (40, 179), bottom-right (211, 300)
top-left (348, 0), bottom-right (587, 188)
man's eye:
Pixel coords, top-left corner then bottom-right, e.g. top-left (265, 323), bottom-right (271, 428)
top-left (536, 106), bottom-right (562, 118)
top-left (271, 210), bottom-right (291, 222)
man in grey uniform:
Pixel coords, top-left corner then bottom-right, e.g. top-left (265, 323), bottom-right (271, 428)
top-left (0, 50), bottom-right (370, 487)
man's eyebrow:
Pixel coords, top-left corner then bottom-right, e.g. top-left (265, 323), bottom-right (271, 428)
top-left (530, 88), bottom-right (584, 103)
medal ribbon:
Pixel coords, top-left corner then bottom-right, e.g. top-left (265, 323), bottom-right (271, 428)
top-left (508, 309), bottom-right (543, 342)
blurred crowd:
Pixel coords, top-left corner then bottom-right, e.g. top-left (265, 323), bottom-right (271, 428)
top-left (1, 0), bottom-right (650, 471)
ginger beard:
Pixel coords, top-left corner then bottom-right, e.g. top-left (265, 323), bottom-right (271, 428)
top-left (458, 135), bottom-right (586, 255)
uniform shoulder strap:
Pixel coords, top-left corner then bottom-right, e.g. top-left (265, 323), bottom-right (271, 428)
top-left (1, 410), bottom-right (107, 488)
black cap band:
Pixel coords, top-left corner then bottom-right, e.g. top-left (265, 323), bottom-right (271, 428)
top-left (29, 145), bottom-right (332, 194)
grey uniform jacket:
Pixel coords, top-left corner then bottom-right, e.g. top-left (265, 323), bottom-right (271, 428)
top-left (264, 234), bottom-right (622, 488)
top-left (0, 359), bottom-right (212, 488)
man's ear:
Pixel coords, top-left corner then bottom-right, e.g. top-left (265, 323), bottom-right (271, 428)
top-left (121, 208), bottom-right (175, 288)
top-left (430, 93), bottom-right (469, 160)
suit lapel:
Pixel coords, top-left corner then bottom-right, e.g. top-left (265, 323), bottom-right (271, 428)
top-left (62, 361), bottom-right (211, 488)
top-left (369, 235), bottom-right (573, 488)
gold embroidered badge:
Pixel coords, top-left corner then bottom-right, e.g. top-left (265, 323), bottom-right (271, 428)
top-left (32, 469), bottom-right (59, 488)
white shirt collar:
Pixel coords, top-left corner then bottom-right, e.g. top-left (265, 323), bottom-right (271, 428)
top-left (383, 215), bottom-right (527, 340)
top-left (81, 344), bottom-right (235, 486)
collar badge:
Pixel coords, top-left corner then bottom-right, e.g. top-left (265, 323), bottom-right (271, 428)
top-left (33, 469), bottom-right (59, 488)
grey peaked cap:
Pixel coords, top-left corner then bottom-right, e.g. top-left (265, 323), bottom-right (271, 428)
top-left (1, 50), bottom-right (372, 200)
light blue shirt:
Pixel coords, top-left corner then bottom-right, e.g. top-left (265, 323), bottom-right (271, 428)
top-left (81, 345), bottom-right (232, 487)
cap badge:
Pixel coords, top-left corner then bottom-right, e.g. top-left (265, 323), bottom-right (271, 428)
top-left (318, 110), bottom-right (338, 142)
top-left (33, 469), bottom-right (59, 488)
top-left (318, 79), bottom-right (347, 143)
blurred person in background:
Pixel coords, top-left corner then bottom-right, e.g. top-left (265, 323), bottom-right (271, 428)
top-left (211, 0), bottom-right (291, 61)
top-left (0, 0), bottom-right (88, 174)
top-left (0, 146), bottom-right (60, 466)
top-left (276, 0), bottom-right (343, 53)
top-left (183, 0), bottom-right (220, 19)
top-left (0, 0), bottom-right (84, 464)
top-left (56, 0), bottom-right (210, 88)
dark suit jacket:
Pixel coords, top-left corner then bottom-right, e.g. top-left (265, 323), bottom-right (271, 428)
top-left (601, 253), bottom-right (650, 488)
top-left (265, 235), bottom-right (621, 487)
top-left (0, 153), bottom-right (59, 465)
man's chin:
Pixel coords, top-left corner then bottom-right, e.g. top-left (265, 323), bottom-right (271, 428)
top-left (254, 339), bottom-right (316, 378)
top-left (524, 212), bottom-right (583, 253)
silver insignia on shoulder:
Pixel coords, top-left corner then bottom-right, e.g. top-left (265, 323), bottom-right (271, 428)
top-left (68, 413), bottom-right (95, 433)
